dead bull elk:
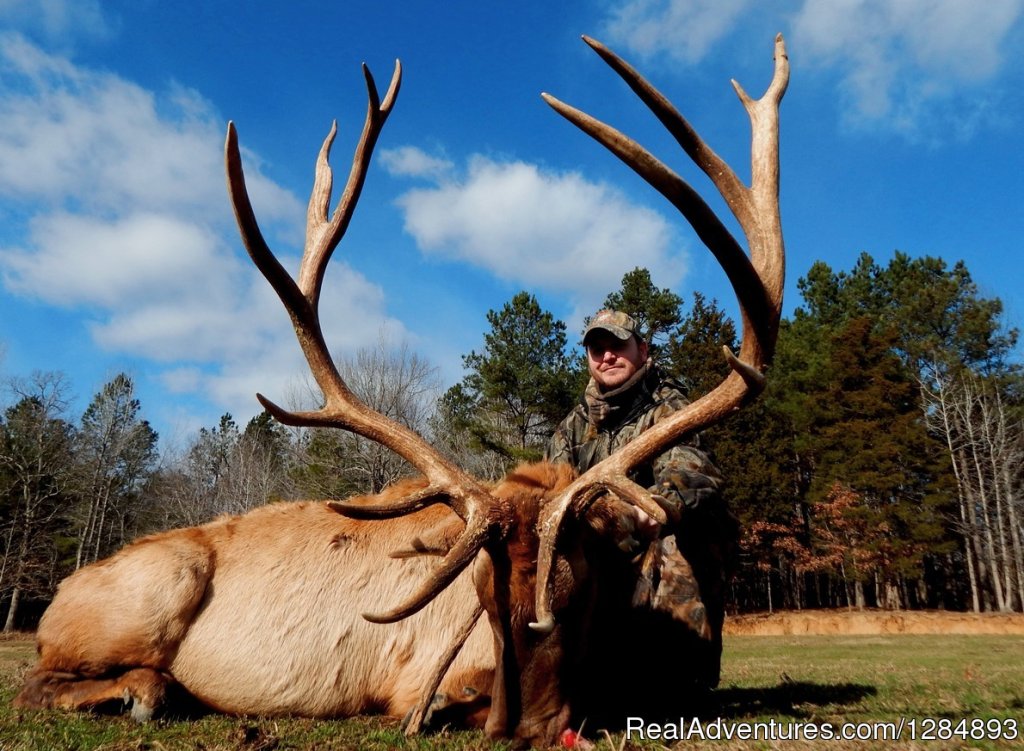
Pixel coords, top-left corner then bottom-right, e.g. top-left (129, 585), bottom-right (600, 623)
top-left (15, 34), bottom-right (788, 748)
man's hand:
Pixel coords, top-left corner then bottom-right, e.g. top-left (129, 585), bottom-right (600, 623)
top-left (633, 502), bottom-right (661, 539)
top-left (583, 493), bottom-right (660, 554)
top-left (648, 487), bottom-right (683, 525)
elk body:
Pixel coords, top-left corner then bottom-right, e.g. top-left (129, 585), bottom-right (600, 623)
top-left (16, 35), bottom-right (787, 749)
top-left (15, 467), bottom-right (576, 728)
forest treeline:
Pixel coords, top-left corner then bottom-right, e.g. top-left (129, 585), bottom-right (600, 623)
top-left (2, 251), bottom-right (1021, 628)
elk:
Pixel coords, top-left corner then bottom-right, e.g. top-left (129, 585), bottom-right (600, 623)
top-left (16, 34), bottom-right (787, 749)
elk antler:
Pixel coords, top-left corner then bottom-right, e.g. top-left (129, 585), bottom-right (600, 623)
top-left (226, 62), bottom-right (511, 624)
top-left (530, 35), bottom-right (789, 632)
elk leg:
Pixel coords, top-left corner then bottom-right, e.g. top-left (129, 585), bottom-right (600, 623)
top-left (423, 668), bottom-right (493, 730)
top-left (33, 529), bottom-right (214, 678)
top-left (15, 667), bottom-right (174, 721)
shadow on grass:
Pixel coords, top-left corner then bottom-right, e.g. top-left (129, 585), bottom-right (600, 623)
top-left (706, 679), bottom-right (877, 720)
top-left (571, 677), bottom-right (876, 730)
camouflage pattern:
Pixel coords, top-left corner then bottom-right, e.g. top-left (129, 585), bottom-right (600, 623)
top-left (546, 366), bottom-right (723, 518)
top-left (582, 309), bottom-right (641, 343)
top-left (546, 364), bottom-right (738, 690)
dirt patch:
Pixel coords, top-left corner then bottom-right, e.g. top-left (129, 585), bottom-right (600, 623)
top-left (725, 609), bottom-right (1024, 636)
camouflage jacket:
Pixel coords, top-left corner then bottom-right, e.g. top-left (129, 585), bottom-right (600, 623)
top-left (545, 364), bottom-right (723, 521)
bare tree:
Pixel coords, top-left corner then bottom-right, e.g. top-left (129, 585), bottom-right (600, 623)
top-left (71, 374), bottom-right (158, 568)
top-left (922, 362), bottom-right (1024, 612)
top-left (431, 383), bottom-right (512, 482)
top-left (292, 334), bottom-right (442, 496)
top-left (0, 372), bottom-right (75, 631)
top-left (147, 411), bottom-right (292, 526)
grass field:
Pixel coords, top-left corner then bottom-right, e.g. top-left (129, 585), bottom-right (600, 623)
top-left (1, 630), bottom-right (1022, 750)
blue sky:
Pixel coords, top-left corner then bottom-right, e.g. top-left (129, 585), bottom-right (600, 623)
top-left (1, 0), bottom-right (1022, 446)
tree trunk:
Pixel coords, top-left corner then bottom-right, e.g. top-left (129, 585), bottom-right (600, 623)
top-left (854, 579), bottom-right (866, 610)
top-left (963, 409), bottom-right (1006, 611)
top-left (75, 491), bottom-right (100, 570)
top-left (955, 494), bottom-right (980, 611)
top-left (3, 586), bottom-right (21, 632)
top-left (984, 389), bottom-right (1023, 612)
top-left (957, 449), bottom-right (994, 611)
top-left (4, 487), bottom-right (37, 632)
top-left (885, 581), bottom-right (899, 610)
top-left (1004, 460), bottom-right (1024, 611)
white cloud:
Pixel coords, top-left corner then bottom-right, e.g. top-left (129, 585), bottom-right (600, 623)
top-left (794, 0), bottom-right (1022, 82)
top-left (601, 0), bottom-right (1024, 137)
top-left (1, 212), bottom-right (231, 309)
top-left (792, 0), bottom-right (1024, 131)
top-left (395, 153), bottom-right (686, 315)
top-left (0, 33), bottom-right (300, 227)
top-left (604, 0), bottom-right (754, 64)
top-left (0, 0), bottom-right (113, 46)
top-left (0, 34), bottom-right (409, 422)
top-left (380, 145), bottom-right (454, 179)
top-left (146, 265), bottom-right (409, 426)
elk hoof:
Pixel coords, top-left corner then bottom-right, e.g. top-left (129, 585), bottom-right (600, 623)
top-left (129, 699), bottom-right (156, 723)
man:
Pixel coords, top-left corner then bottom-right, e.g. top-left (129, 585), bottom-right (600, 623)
top-left (546, 309), bottom-right (738, 690)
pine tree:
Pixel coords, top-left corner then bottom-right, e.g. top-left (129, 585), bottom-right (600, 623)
top-left (797, 251), bottom-right (1020, 610)
top-left (598, 267), bottom-right (683, 352)
top-left (801, 318), bottom-right (953, 607)
top-left (664, 292), bottom-right (736, 398)
top-left (449, 292), bottom-right (579, 469)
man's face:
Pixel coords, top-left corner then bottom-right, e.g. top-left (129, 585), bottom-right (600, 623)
top-left (585, 331), bottom-right (649, 391)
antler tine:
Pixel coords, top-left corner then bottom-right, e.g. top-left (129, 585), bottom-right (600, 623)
top-left (226, 123), bottom-right (307, 319)
top-left (530, 35), bottom-right (788, 633)
top-left (577, 34), bottom-right (747, 236)
top-left (226, 63), bottom-right (511, 624)
top-left (327, 486), bottom-right (450, 520)
top-left (299, 61), bottom-right (402, 303)
top-left (540, 91), bottom-right (773, 349)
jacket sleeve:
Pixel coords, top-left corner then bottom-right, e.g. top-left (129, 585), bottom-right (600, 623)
top-left (645, 386), bottom-right (724, 522)
top-left (545, 418), bottom-right (575, 466)
top-left (650, 444), bottom-right (724, 521)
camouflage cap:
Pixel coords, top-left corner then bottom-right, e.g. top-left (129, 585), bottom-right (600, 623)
top-left (583, 309), bottom-right (641, 344)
